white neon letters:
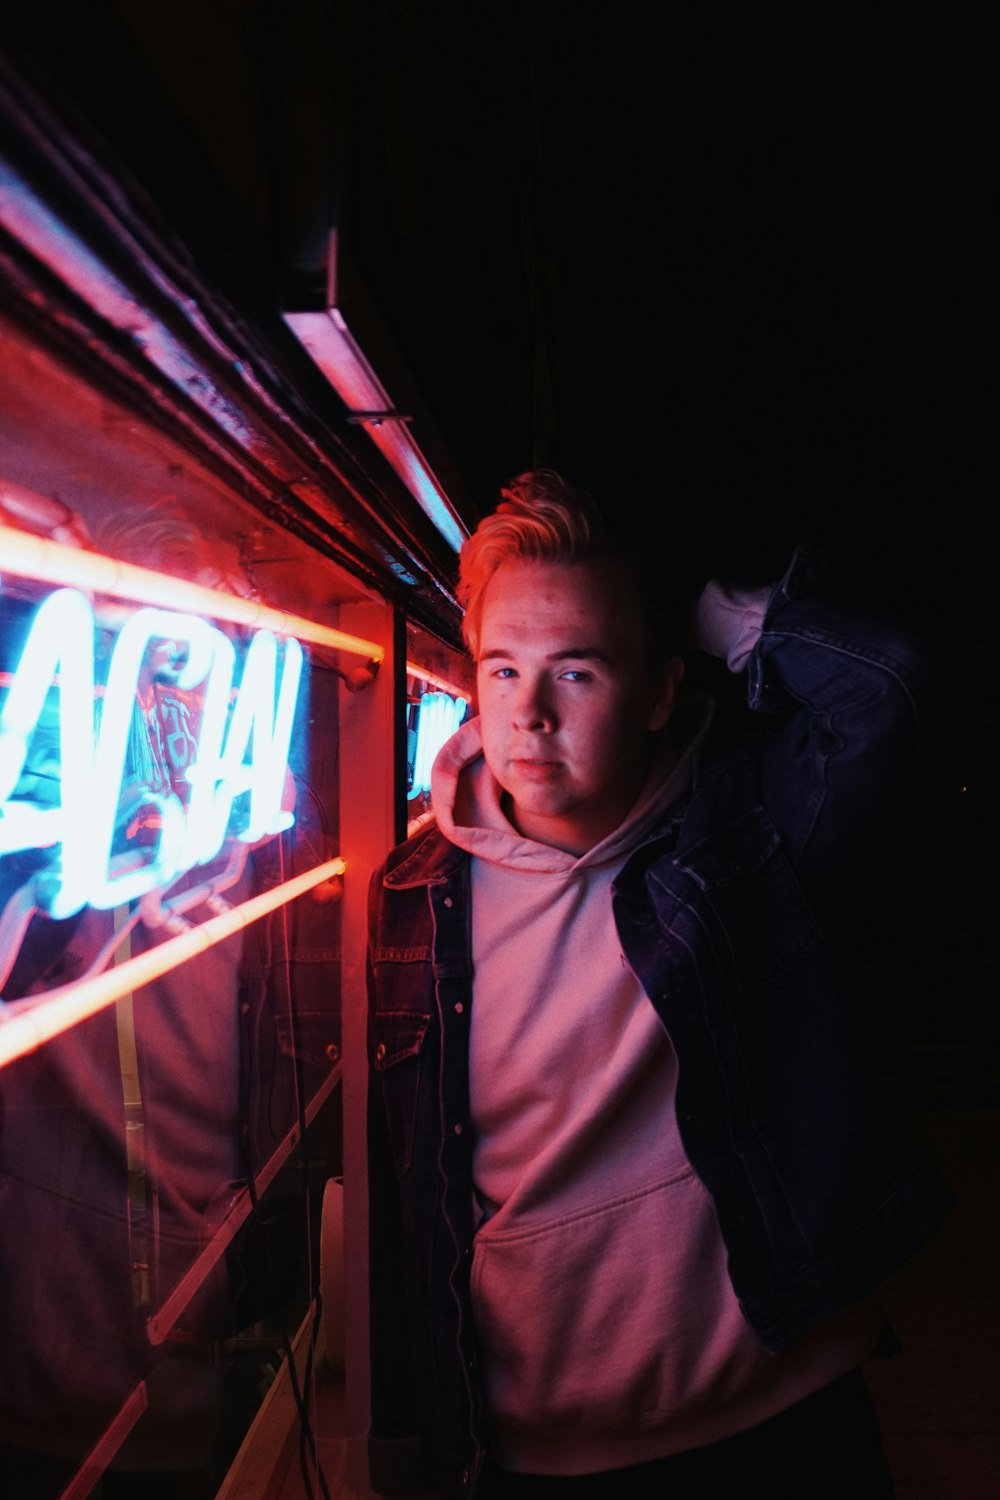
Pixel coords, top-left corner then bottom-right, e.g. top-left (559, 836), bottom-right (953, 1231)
top-left (0, 588), bottom-right (303, 918)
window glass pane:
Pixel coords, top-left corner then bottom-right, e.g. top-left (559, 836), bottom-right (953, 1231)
top-left (405, 619), bottom-right (473, 835)
top-left (1, 448), bottom-right (380, 1497)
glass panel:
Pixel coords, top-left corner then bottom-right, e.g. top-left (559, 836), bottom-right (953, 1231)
top-left (0, 497), bottom-right (373, 1498)
top-left (404, 619), bottom-right (473, 835)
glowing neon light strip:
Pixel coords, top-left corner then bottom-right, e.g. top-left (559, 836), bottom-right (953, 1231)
top-left (0, 856), bottom-right (346, 1070)
top-left (406, 660), bottom-right (472, 702)
top-left (410, 692), bottom-right (467, 799)
top-left (0, 523), bottom-right (384, 660)
top-left (58, 1382), bottom-right (149, 1500)
top-left (146, 1064), bottom-right (340, 1345)
top-left (282, 306), bottom-right (469, 553)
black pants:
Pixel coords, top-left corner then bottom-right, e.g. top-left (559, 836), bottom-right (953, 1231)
top-left (481, 1369), bottom-right (895, 1499)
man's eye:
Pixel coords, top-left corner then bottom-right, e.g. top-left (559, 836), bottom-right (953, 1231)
top-left (492, 667), bottom-right (516, 679)
top-left (560, 670), bottom-right (591, 683)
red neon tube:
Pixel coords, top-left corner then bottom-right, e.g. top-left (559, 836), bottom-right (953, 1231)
top-left (0, 856), bottom-right (346, 1069)
top-left (0, 521), bottom-right (384, 660)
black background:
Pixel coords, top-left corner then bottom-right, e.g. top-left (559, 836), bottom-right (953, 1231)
top-left (341, 10), bottom-right (995, 1104)
top-left (1, 3), bottom-right (994, 1102)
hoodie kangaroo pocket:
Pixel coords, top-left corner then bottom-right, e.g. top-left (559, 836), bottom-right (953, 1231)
top-left (468, 1164), bottom-right (747, 1435)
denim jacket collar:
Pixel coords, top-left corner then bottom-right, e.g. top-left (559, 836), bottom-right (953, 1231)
top-left (383, 821), bottom-right (467, 888)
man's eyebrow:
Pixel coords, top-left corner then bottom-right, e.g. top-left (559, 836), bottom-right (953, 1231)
top-left (478, 646), bottom-right (612, 663)
top-left (550, 647), bottom-right (612, 663)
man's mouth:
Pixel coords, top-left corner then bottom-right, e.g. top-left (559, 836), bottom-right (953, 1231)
top-left (511, 757), bottom-right (563, 779)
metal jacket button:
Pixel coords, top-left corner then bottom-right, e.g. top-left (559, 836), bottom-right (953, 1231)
top-left (375, 1042), bottom-right (386, 1064)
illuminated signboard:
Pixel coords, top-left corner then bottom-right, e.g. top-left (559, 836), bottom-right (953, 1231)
top-left (0, 585), bottom-right (303, 920)
top-left (408, 691), bottom-right (466, 800)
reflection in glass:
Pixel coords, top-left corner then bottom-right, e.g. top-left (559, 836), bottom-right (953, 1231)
top-left (0, 562), bottom-right (342, 1498)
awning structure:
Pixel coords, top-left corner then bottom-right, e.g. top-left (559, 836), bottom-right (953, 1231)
top-left (0, 43), bottom-right (474, 652)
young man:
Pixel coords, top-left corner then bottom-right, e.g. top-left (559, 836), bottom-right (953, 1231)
top-left (366, 471), bottom-right (949, 1498)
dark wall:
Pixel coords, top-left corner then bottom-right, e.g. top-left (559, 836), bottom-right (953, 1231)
top-left (2, 3), bottom-right (993, 1104)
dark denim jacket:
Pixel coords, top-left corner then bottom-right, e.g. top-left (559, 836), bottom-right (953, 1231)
top-left (366, 546), bottom-right (952, 1496)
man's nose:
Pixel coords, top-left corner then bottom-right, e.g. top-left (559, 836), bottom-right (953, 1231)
top-left (512, 678), bottom-right (555, 732)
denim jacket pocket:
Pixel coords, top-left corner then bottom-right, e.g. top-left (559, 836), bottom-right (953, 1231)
top-left (371, 1010), bottom-right (431, 1175)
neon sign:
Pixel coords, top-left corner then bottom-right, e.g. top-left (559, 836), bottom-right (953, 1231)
top-left (409, 692), bottom-right (466, 800)
top-left (0, 586), bottom-right (304, 919)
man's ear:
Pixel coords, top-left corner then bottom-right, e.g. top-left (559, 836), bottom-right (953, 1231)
top-left (649, 655), bottom-right (685, 732)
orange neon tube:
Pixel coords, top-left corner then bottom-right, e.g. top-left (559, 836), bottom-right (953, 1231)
top-left (406, 661), bottom-right (471, 701)
top-left (0, 524), bottom-right (384, 661)
top-left (59, 1383), bottom-right (149, 1500)
top-left (0, 857), bottom-right (346, 1069)
top-left (146, 1066), bottom-right (339, 1344)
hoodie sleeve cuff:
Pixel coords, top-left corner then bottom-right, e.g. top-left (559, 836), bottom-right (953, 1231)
top-left (695, 580), bottom-right (777, 674)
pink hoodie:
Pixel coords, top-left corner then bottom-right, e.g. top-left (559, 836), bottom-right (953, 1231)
top-left (432, 697), bottom-right (881, 1475)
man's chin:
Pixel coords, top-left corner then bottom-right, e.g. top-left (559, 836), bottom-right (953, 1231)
top-left (506, 779), bottom-right (572, 814)
top-left (505, 785), bottom-right (579, 831)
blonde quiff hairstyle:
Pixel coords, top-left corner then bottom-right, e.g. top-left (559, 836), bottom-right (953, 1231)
top-left (458, 470), bottom-right (607, 657)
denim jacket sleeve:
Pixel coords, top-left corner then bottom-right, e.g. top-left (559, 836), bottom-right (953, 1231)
top-left (740, 543), bottom-right (938, 885)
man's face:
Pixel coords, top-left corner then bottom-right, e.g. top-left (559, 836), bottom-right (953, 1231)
top-left (475, 559), bottom-right (682, 854)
